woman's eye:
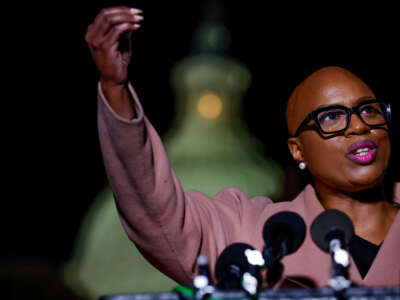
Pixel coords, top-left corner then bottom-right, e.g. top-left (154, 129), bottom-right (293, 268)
top-left (361, 105), bottom-right (379, 115)
top-left (318, 111), bottom-right (344, 123)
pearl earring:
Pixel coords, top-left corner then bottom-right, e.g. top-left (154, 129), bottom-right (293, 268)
top-left (299, 161), bottom-right (306, 170)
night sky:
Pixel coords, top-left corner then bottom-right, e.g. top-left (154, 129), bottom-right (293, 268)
top-left (4, 0), bottom-right (400, 269)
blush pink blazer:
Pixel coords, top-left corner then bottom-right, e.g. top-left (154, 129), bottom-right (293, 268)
top-left (97, 82), bottom-right (400, 288)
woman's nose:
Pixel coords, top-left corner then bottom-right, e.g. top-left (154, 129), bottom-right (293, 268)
top-left (344, 113), bottom-right (370, 137)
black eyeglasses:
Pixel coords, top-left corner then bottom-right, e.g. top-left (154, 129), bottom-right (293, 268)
top-left (293, 99), bottom-right (391, 137)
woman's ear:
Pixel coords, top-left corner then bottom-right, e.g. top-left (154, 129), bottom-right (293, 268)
top-left (287, 137), bottom-right (304, 163)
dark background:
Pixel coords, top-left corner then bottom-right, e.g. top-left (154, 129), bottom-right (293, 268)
top-left (3, 1), bottom-right (399, 297)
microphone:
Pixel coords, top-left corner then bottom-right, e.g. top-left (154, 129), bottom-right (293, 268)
top-left (310, 209), bottom-right (354, 253)
top-left (262, 211), bottom-right (306, 268)
top-left (310, 209), bottom-right (354, 291)
top-left (215, 243), bottom-right (263, 294)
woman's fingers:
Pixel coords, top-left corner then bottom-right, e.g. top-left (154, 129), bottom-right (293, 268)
top-left (102, 22), bottom-right (140, 50)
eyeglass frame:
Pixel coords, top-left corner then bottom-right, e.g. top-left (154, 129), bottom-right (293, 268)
top-left (293, 99), bottom-right (392, 137)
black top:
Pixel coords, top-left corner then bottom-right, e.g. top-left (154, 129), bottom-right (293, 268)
top-left (349, 235), bottom-right (381, 279)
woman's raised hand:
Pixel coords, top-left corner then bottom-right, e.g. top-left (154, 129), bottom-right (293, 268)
top-left (85, 6), bottom-right (143, 86)
top-left (85, 6), bottom-right (143, 119)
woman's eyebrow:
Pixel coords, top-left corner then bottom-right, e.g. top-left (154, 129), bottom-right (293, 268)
top-left (314, 103), bottom-right (348, 110)
top-left (356, 95), bottom-right (376, 104)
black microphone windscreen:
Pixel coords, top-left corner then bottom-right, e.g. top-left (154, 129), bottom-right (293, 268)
top-left (215, 243), bottom-right (254, 283)
top-left (262, 211), bottom-right (306, 255)
top-left (310, 209), bottom-right (354, 253)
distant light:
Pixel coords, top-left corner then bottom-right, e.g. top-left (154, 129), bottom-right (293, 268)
top-left (197, 92), bottom-right (223, 119)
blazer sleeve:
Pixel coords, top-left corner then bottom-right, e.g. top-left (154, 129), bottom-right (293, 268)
top-left (96, 81), bottom-right (273, 286)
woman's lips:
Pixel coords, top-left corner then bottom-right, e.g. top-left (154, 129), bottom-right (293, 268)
top-left (346, 140), bottom-right (378, 165)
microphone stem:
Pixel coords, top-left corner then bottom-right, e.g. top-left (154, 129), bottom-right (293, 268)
top-left (328, 239), bottom-right (351, 291)
top-left (280, 241), bottom-right (287, 258)
top-left (263, 241), bottom-right (287, 268)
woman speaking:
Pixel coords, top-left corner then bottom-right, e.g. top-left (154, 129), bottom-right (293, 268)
top-left (85, 6), bottom-right (400, 288)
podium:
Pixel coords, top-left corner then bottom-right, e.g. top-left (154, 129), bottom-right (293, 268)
top-left (100, 286), bottom-right (400, 300)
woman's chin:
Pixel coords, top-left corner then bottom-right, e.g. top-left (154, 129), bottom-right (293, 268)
top-left (342, 162), bottom-right (385, 189)
top-left (346, 173), bottom-right (384, 192)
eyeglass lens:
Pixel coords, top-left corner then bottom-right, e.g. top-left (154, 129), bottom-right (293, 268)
top-left (316, 102), bottom-right (387, 133)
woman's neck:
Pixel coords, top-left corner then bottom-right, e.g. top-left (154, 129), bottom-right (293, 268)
top-left (314, 181), bottom-right (399, 245)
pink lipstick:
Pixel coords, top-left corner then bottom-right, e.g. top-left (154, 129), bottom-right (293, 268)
top-left (347, 140), bottom-right (378, 165)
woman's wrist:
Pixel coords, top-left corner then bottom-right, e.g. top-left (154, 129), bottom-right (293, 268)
top-left (100, 79), bottom-right (135, 119)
